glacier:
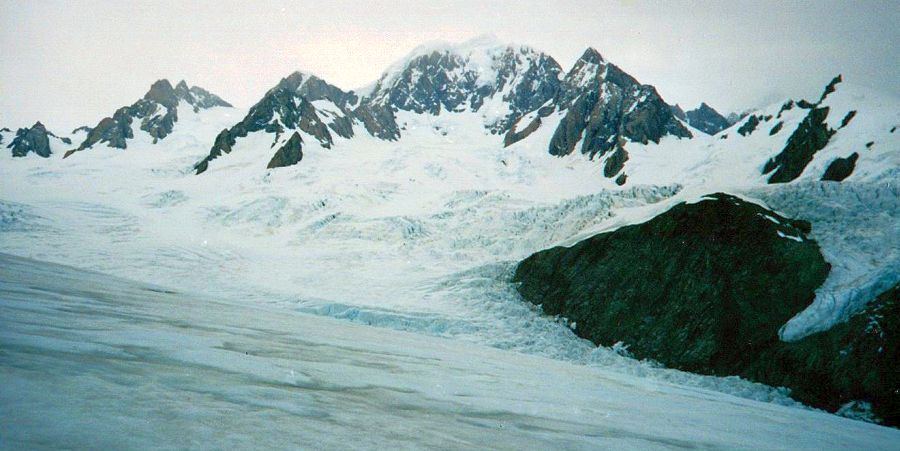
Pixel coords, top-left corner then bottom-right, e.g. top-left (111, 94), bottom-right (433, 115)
top-left (3, 253), bottom-right (898, 450)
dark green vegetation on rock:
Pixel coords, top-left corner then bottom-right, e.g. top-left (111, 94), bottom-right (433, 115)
top-left (266, 132), bottom-right (304, 169)
top-left (514, 194), bottom-right (900, 424)
top-left (758, 284), bottom-right (900, 426)
top-left (515, 194), bottom-right (828, 376)
top-left (821, 153), bottom-right (859, 181)
top-left (7, 122), bottom-right (58, 158)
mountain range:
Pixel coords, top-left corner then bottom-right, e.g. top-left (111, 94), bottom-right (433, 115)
top-left (2, 35), bottom-right (898, 430)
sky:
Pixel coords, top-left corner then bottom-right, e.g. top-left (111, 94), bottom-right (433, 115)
top-left (1, 0), bottom-right (898, 131)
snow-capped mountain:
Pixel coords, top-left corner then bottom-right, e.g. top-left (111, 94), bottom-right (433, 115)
top-left (193, 36), bottom-right (693, 180)
top-left (187, 36), bottom-right (896, 191)
top-left (63, 79), bottom-right (231, 158)
top-left (2, 35), bottom-right (899, 438)
top-left (364, 36), bottom-right (563, 133)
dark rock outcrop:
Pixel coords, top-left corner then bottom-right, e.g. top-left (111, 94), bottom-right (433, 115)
top-left (7, 122), bottom-right (59, 158)
top-left (763, 106), bottom-right (835, 183)
top-left (514, 194), bottom-right (900, 424)
top-left (670, 104), bottom-right (686, 121)
top-left (737, 115), bottom-right (761, 136)
top-left (685, 103), bottom-right (731, 135)
top-left (840, 110), bottom-right (857, 129)
top-left (776, 100), bottom-right (794, 119)
top-left (602, 147), bottom-right (628, 178)
top-left (266, 132), bottom-right (304, 169)
top-left (196, 41), bottom-right (692, 176)
top-left (758, 283), bottom-right (900, 425)
top-left (820, 75), bottom-right (842, 102)
top-left (66, 79), bottom-right (230, 158)
top-left (769, 121), bottom-right (784, 135)
top-left (503, 105), bottom-right (555, 147)
top-left (822, 153), bottom-right (859, 181)
top-left (194, 72), bottom-right (358, 174)
top-left (514, 194), bottom-right (829, 377)
top-left (547, 48), bottom-right (691, 165)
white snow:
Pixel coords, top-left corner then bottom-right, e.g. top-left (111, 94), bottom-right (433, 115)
top-left (2, 253), bottom-right (898, 450)
top-left (0, 60), bottom-right (897, 438)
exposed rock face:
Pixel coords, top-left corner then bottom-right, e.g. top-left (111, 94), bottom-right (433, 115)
top-left (196, 40), bottom-right (692, 177)
top-left (684, 103), bottom-right (731, 135)
top-left (194, 72), bottom-right (359, 174)
top-left (763, 106), bottom-right (835, 183)
top-left (66, 79), bottom-right (230, 158)
top-left (758, 283), bottom-right (900, 426)
top-left (769, 121), bottom-right (784, 135)
top-left (514, 194), bottom-right (900, 424)
top-left (839, 110), bottom-right (857, 128)
top-left (175, 80), bottom-right (232, 111)
top-left (547, 49), bottom-right (691, 162)
top-left (737, 115), bottom-right (761, 136)
top-left (503, 105), bottom-right (554, 147)
top-left (514, 194), bottom-right (829, 376)
top-left (267, 132), bottom-right (303, 169)
top-left (822, 153), bottom-right (859, 181)
top-left (366, 43), bottom-right (563, 133)
top-left (670, 104), bottom-right (686, 121)
top-left (7, 122), bottom-right (62, 158)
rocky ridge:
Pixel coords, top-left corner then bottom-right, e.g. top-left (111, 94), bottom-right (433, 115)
top-left (64, 79), bottom-right (231, 158)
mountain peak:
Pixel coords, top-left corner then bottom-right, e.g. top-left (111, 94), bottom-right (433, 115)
top-left (143, 79), bottom-right (179, 108)
top-left (578, 47), bottom-right (605, 64)
top-left (685, 102), bottom-right (730, 135)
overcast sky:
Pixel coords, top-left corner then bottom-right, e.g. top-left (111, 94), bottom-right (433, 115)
top-left (2, 0), bottom-right (898, 131)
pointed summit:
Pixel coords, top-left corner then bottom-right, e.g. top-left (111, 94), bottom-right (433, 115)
top-left (8, 121), bottom-right (65, 158)
top-left (578, 47), bottom-right (605, 64)
top-left (143, 79), bottom-right (179, 108)
top-left (685, 103), bottom-right (730, 135)
top-left (67, 78), bottom-right (231, 157)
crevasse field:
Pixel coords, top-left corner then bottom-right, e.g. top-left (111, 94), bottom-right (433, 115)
top-left (1, 83), bottom-right (899, 448)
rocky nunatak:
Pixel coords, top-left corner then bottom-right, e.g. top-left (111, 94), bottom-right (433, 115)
top-left (6, 122), bottom-right (70, 157)
top-left (514, 193), bottom-right (899, 425)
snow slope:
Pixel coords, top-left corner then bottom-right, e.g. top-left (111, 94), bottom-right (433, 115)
top-left (1, 71), bottom-right (898, 411)
top-left (3, 253), bottom-right (898, 450)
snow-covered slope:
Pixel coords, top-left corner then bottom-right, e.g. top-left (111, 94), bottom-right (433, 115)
top-left (1, 37), bottom-right (898, 428)
top-left (3, 253), bottom-right (898, 450)
top-left (64, 79), bottom-right (231, 158)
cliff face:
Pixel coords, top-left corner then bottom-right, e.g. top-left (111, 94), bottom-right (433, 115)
top-left (514, 192), bottom-right (899, 424)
